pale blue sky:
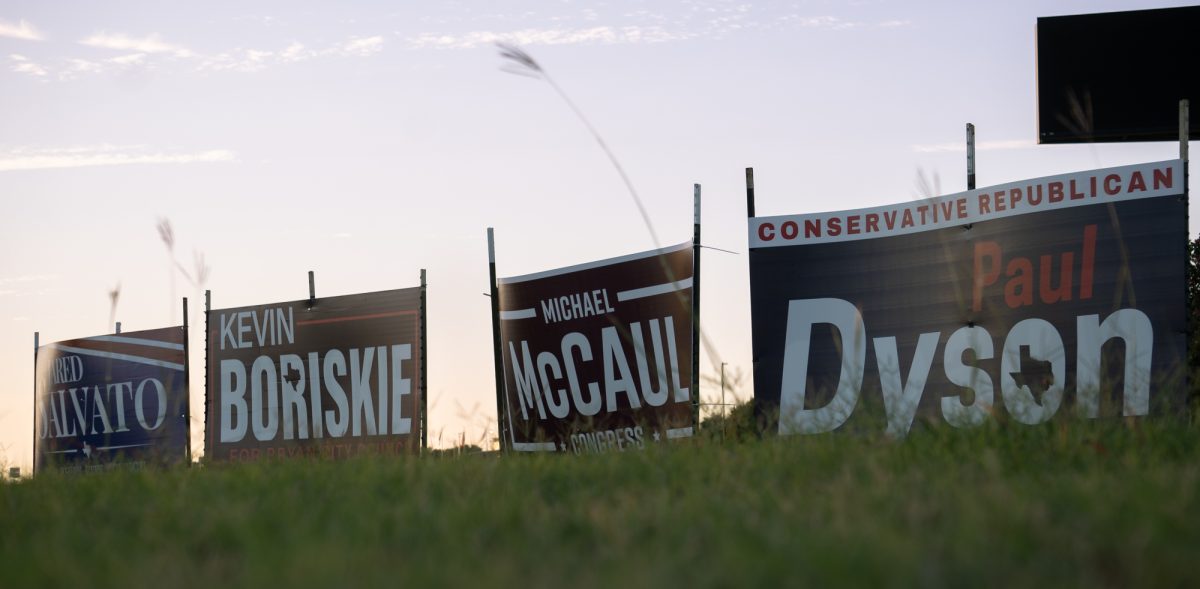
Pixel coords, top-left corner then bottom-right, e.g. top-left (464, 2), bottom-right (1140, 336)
top-left (0, 0), bottom-right (1191, 469)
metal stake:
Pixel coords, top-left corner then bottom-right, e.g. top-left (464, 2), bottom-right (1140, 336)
top-left (487, 228), bottom-right (509, 451)
top-left (967, 123), bottom-right (976, 190)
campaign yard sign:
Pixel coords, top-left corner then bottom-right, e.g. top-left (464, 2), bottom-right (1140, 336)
top-left (749, 160), bottom-right (1186, 436)
top-left (498, 242), bottom-right (696, 453)
top-left (34, 326), bottom-right (190, 472)
top-left (207, 288), bottom-right (423, 462)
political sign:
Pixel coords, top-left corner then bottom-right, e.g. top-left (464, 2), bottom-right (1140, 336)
top-left (749, 160), bottom-right (1187, 436)
top-left (206, 288), bottom-right (423, 461)
top-left (497, 242), bottom-right (696, 453)
top-left (35, 326), bottom-right (190, 471)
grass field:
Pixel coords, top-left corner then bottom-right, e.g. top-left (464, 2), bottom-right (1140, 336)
top-left (2, 418), bottom-right (1198, 588)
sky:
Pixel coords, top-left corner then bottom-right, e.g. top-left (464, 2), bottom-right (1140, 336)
top-left (0, 0), bottom-right (1193, 470)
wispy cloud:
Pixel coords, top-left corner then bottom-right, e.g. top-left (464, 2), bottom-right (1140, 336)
top-left (776, 15), bottom-right (912, 30)
top-left (0, 145), bottom-right (236, 172)
top-left (912, 139), bottom-right (1036, 153)
top-left (9, 52), bottom-right (153, 81)
top-left (0, 274), bottom-right (56, 286)
top-left (340, 36), bottom-right (383, 56)
top-left (0, 274), bottom-right (57, 299)
top-left (408, 7), bottom-right (911, 50)
top-left (408, 25), bottom-right (689, 49)
top-left (109, 53), bottom-right (146, 65)
top-left (80, 32), bottom-right (193, 57)
top-left (199, 36), bottom-right (383, 72)
top-left (8, 32), bottom-right (384, 80)
top-left (200, 48), bottom-right (276, 73)
top-left (9, 54), bottom-right (47, 77)
top-left (280, 42), bottom-right (306, 61)
top-left (0, 18), bottom-right (44, 41)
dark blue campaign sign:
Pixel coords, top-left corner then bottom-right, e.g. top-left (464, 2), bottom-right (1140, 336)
top-left (35, 326), bottom-right (189, 471)
top-left (748, 160), bottom-right (1187, 436)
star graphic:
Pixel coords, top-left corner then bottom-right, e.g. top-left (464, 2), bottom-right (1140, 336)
top-left (652, 431), bottom-right (661, 442)
top-left (82, 441), bottom-right (93, 458)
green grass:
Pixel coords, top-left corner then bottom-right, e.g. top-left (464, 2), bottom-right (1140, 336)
top-left (3, 419), bottom-right (1198, 588)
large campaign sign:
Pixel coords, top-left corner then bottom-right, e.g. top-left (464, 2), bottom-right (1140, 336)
top-left (749, 160), bottom-right (1186, 436)
top-left (498, 242), bottom-right (696, 453)
top-left (34, 326), bottom-right (190, 472)
top-left (206, 288), bottom-right (423, 461)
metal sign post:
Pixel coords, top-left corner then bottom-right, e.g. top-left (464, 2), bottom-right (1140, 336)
top-left (745, 168), bottom-right (757, 416)
top-left (746, 168), bottom-right (756, 218)
top-left (308, 270), bottom-right (316, 307)
top-left (967, 123), bottom-right (977, 190)
top-left (420, 268), bottom-right (429, 451)
top-left (182, 297), bottom-right (191, 463)
top-left (1182, 99), bottom-right (1191, 162)
top-left (1182, 99), bottom-right (1190, 394)
top-left (692, 184), bottom-right (702, 429)
top-left (203, 289), bottom-right (210, 460)
top-left (487, 228), bottom-right (508, 452)
top-left (32, 331), bottom-right (38, 476)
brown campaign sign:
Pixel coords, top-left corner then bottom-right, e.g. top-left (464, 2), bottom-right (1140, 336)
top-left (498, 242), bottom-right (695, 453)
top-left (206, 288), bottom-right (422, 461)
top-left (749, 160), bottom-right (1187, 436)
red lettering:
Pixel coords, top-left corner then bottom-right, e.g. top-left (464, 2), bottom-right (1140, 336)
top-left (1005, 258), bottom-right (1034, 308)
top-left (1009, 188), bottom-right (1023, 208)
top-left (1128, 171), bottom-right (1147, 192)
top-left (847, 215), bottom-right (861, 235)
top-left (1069, 179), bottom-right (1084, 200)
top-left (772, 220), bottom-right (791, 239)
top-left (883, 210), bottom-right (898, 229)
top-left (1104, 174), bottom-right (1121, 195)
top-left (801, 219), bottom-right (818, 239)
top-left (995, 190), bottom-right (1007, 212)
top-left (916, 205), bottom-right (929, 225)
top-left (1039, 253), bottom-right (1074, 304)
top-left (978, 193), bottom-right (991, 214)
top-left (1030, 185), bottom-right (1043, 205)
top-left (1048, 182), bottom-right (1064, 203)
top-left (757, 222), bottom-right (775, 242)
top-left (1154, 167), bottom-right (1173, 190)
top-left (939, 200), bottom-right (954, 222)
top-left (901, 209), bottom-right (914, 228)
top-left (865, 213), bottom-right (879, 233)
top-left (828, 217), bottom-right (842, 236)
top-left (956, 198), bottom-right (968, 218)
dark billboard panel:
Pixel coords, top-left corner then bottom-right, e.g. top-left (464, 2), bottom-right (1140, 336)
top-left (498, 242), bottom-right (695, 453)
top-left (34, 326), bottom-right (190, 472)
top-left (206, 288), bottom-right (423, 461)
top-left (749, 161), bottom-right (1186, 436)
top-left (1037, 6), bottom-right (1199, 143)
